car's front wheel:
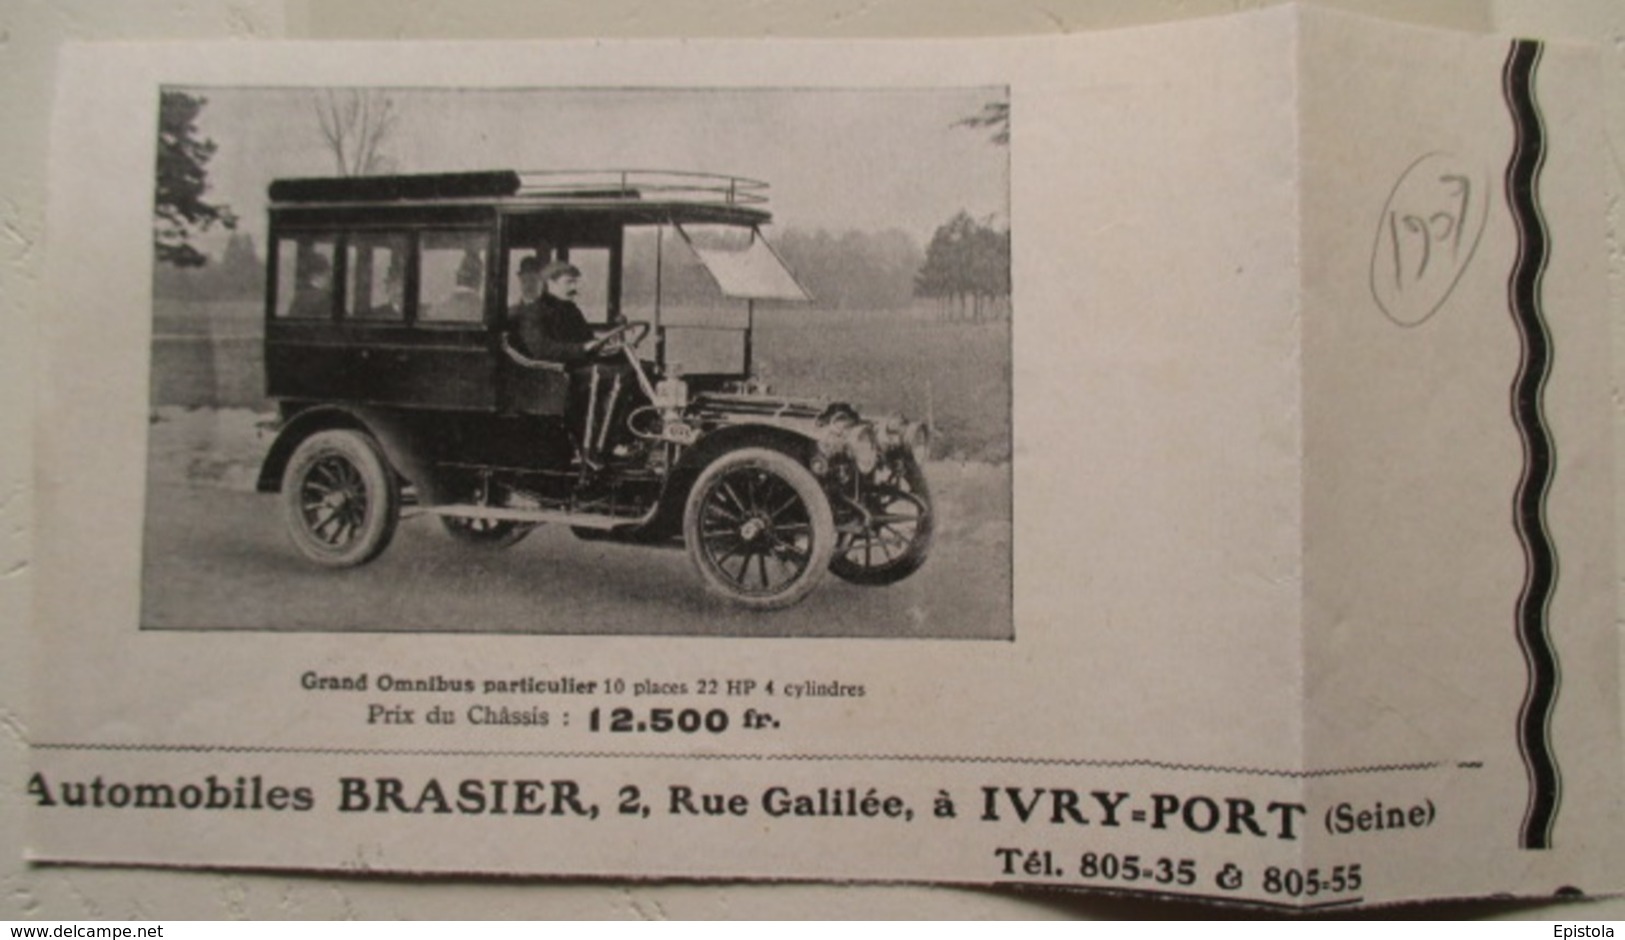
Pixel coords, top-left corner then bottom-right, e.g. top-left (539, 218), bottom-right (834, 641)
top-left (830, 456), bottom-right (933, 585)
top-left (683, 448), bottom-right (835, 610)
top-left (282, 429), bottom-right (400, 567)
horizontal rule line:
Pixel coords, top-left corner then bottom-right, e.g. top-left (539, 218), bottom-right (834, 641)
top-left (28, 743), bottom-right (1476, 778)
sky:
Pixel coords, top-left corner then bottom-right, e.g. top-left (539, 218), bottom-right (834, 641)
top-left (175, 84), bottom-right (1009, 257)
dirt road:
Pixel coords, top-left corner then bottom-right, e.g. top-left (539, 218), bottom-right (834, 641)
top-left (139, 410), bottom-right (1011, 639)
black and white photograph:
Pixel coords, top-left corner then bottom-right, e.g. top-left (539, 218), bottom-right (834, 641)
top-left (18, 9), bottom-right (1625, 911)
top-left (141, 85), bottom-right (1013, 637)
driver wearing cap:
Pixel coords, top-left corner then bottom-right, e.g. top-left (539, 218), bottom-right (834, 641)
top-left (508, 259), bottom-right (634, 471)
top-left (510, 260), bottom-right (600, 362)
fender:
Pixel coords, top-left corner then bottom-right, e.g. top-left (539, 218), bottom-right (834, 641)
top-left (256, 404), bottom-right (445, 503)
top-left (604, 423), bottom-right (823, 541)
top-left (671, 422), bottom-right (819, 477)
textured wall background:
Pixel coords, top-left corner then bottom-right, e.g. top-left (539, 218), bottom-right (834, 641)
top-left (2, 0), bottom-right (1620, 919)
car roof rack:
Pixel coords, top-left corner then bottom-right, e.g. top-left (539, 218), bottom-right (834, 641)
top-left (513, 170), bottom-right (769, 207)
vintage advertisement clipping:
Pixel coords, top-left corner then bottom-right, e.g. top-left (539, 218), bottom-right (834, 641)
top-left (26, 7), bottom-right (1624, 909)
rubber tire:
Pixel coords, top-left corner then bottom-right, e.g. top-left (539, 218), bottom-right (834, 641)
top-left (282, 429), bottom-right (400, 567)
top-left (829, 457), bottom-right (933, 586)
top-left (683, 447), bottom-right (836, 611)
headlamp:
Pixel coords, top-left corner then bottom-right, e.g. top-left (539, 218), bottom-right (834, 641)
top-left (903, 421), bottom-right (929, 460)
top-left (850, 422), bottom-right (880, 475)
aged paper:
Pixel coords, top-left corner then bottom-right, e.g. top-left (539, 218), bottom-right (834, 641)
top-left (25, 7), bottom-right (1622, 909)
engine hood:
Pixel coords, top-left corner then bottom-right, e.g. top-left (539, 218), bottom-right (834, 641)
top-left (690, 391), bottom-right (862, 423)
top-left (688, 392), bottom-right (928, 464)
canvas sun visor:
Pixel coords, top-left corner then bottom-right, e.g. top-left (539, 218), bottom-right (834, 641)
top-left (677, 224), bottom-right (812, 302)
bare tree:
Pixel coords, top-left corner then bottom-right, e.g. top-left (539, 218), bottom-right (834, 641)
top-left (314, 89), bottom-right (398, 176)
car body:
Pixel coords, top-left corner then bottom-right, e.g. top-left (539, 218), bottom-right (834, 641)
top-left (256, 169), bottom-right (932, 609)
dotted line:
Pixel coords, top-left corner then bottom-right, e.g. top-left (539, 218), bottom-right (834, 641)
top-left (30, 743), bottom-right (1463, 779)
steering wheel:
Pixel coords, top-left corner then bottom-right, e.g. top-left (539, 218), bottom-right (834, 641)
top-left (585, 320), bottom-right (651, 355)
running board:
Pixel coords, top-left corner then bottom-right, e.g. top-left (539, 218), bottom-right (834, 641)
top-left (423, 504), bottom-right (645, 531)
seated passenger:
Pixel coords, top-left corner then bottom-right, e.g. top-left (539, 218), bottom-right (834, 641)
top-left (510, 254), bottom-right (545, 316)
top-left (364, 268), bottom-right (406, 320)
top-left (435, 251), bottom-right (485, 322)
top-left (286, 253), bottom-right (333, 319)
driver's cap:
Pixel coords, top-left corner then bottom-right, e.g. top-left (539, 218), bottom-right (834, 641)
top-left (540, 261), bottom-right (581, 281)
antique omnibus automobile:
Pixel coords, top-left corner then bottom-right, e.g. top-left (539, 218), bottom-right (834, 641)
top-left (256, 170), bottom-right (931, 609)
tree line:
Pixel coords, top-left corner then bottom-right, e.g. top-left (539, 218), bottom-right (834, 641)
top-left (914, 211), bottom-right (1010, 321)
top-left (161, 216), bottom-right (1012, 319)
top-left (153, 231), bottom-right (262, 300)
top-left (155, 91), bottom-right (1012, 318)
top-left (619, 226), bottom-right (931, 311)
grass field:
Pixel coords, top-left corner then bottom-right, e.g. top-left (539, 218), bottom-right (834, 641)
top-left (150, 297), bottom-right (1011, 461)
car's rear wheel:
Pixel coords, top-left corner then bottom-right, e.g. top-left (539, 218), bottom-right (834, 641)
top-left (830, 456), bottom-right (933, 586)
top-left (683, 448), bottom-right (835, 610)
top-left (282, 429), bottom-right (400, 567)
top-left (440, 516), bottom-right (536, 548)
